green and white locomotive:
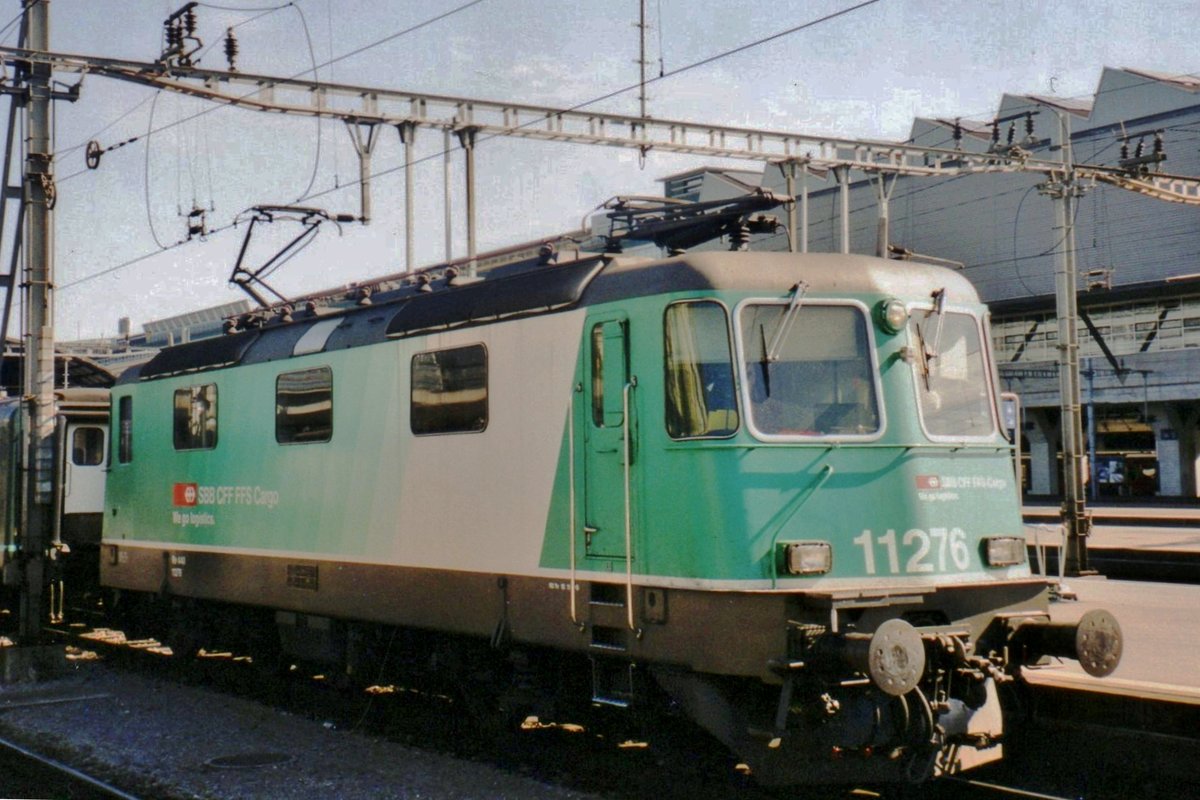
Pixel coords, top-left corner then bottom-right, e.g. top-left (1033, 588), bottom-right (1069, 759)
top-left (97, 249), bottom-right (1120, 785)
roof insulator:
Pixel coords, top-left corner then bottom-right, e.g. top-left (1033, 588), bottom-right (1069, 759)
top-left (224, 27), bottom-right (238, 72)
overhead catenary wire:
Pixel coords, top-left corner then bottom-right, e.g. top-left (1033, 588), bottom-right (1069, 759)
top-left (298, 0), bottom-right (886, 202)
top-left (53, 0), bottom-right (490, 185)
top-left (62, 0), bottom-right (883, 292)
top-left (144, 91), bottom-right (170, 249)
top-left (0, 6), bottom-right (25, 45)
top-left (914, 69), bottom-right (1200, 152)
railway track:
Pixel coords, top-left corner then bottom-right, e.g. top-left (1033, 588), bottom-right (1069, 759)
top-left (0, 732), bottom-right (142, 799)
top-left (3, 611), bottom-right (1193, 800)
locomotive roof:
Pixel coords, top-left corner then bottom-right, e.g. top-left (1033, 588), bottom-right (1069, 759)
top-left (123, 252), bottom-right (980, 383)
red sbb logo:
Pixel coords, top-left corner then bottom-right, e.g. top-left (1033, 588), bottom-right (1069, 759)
top-left (173, 483), bottom-right (199, 507)
top-left (915, 475), bottom-right (942, 490)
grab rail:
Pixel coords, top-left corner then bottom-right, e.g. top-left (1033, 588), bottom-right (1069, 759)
top-left (568, 383), bottom-right (580, 627)
top-left (623, 378), bottom-right (641, 637)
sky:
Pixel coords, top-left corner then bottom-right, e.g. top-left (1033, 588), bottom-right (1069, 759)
top-left (10, 0), bottom-right (1200, 339)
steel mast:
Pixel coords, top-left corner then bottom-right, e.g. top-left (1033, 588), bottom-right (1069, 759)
top-left (17, 0), bottom-right (56, 647)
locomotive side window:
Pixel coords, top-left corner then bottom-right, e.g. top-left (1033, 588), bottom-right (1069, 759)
top-left (590, 320), bottom-right (627, 428)
top-left (910, 311), bottom-right (996, 437)
top-left (664, 301), bottom-right (738, 438)
top-left (411, 344), bottom-right (488, 435)
top-left (739, 304), bottom-right (880, 439)
top-left (276, 366), bottom-right (333, 444)
top-left (173, 384), bottom-right (218, 450)
top-left (591, 324), bottom-right (605, 427)
top-left (117, 396), bottom-right (133, 463)
top-left (72, 427), bottom-right (105, 466)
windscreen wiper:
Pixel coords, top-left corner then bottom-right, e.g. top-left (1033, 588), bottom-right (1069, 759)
top-left (765, 281), bottom-right (809, 364)
top-left (916, 287), bottom-right (947, 391)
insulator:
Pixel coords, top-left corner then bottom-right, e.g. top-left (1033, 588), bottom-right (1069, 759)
top-left (1135, 139), bottom-right (1145, 158)
top-left (728, 223), bottom-right (750, 251)
top-left (85, 140), bottom-right (102, 170)
top-left (1154, 133), bottom-right (1164, 155)
top-left (1006, 122), bottom-right (1015, 146)
top-left (224, 27), bottom-right (239, 71)
top-left (165, 21), bottom-right (182, 49)
top-left (991, 121), bottom-right (1000, 145)
top-left (1120, 141), bottom-right (1129, 161)
top-left (184, 7), bottom-right (197, 35)
top-left (952, 118), bottom-right (962, 147)
top-left (1025, 111), bottom-right (1034, 137)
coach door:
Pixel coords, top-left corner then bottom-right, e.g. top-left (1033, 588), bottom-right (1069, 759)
top-left (63, 422), bottom-right (107, 516)
top-left (579, 316), bottom-right (635, 560)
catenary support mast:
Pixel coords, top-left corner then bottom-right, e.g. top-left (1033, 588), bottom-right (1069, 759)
top-left (18, 0), bottom-right (56, 644)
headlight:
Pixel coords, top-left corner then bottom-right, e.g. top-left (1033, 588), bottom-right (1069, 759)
top-left (781, 541), bottom-right (832, 575)
top-left (876, 297), bottom-right (908, 334)
top-left (985, 536), bottom-right (1027, 567)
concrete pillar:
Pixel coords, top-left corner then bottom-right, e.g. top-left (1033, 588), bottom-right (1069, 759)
top-left (1025, 409), bottom-right (1060, 496)
top-left (1150, 403), bottom-right (1199, 498)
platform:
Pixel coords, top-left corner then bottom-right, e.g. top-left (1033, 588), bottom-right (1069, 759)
top-left (1024, 517), bottom-right (1200, 582)
top-left (1028, 576), bottom-right (1200, 696)
top-left (1023, 502), bottom-right (1200, 526)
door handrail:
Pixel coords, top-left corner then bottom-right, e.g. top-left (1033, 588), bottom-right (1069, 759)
top-left (568, 383), bottom-right (581, 628)
top-left (622, 378), bottom-right (642, 637)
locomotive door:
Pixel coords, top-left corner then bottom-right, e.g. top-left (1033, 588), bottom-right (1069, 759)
top-left (580, 316), bottom-right (634, 560)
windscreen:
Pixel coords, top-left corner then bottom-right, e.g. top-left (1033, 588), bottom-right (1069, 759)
top-left (739, 304), bottom-right (879, 437)
top-left (910, 310), bottom-right (995, 437)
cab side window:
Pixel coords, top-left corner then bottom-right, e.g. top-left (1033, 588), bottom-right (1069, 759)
top-left (664, 301), bottom-right (739, 438)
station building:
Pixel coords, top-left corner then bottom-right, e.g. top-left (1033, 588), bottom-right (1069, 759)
top-left (668, 67), bottom-right (1200, 499)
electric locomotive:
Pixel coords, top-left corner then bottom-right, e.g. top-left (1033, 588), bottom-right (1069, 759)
top-left (96, 249), bottom-right (1121, 786)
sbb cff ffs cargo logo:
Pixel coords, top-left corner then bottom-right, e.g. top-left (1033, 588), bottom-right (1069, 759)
top-left (173, 483), bottom-right (199, 507)
top-left (916, 475), bottom-right (942, 490)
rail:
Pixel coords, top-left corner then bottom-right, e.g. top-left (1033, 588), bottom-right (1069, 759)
top-left (0, 733), bottom-right (142, 800)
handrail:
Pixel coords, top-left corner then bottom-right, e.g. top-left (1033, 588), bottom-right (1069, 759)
top-left (568, 385), bottom-right (579, 627)
top-left (622, 378), bottom-right (642, 637)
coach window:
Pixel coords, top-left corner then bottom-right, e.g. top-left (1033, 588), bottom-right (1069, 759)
top-left (411, 344), bottom-right (488, 435)
top-left (72, 427), bottom-right (105, 466)
top-left (276, 366), bottom-right (333, 444)
top-left (664, 301), bottom-right (739, 438)
top-left (117, 396), bottom-right (133, 463)
top-left (173, 384), bottom-right (218, 450)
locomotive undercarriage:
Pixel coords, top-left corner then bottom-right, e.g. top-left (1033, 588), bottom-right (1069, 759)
top-left (97, 548), bottom-right (1121, 788)
top-left (649, 586), bottom-right (1123, 786)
